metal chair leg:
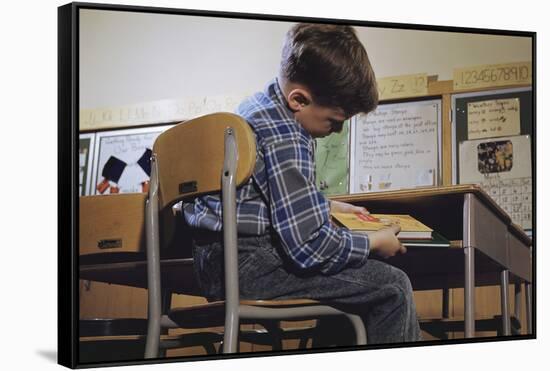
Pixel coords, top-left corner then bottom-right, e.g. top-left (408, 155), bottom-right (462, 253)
top-left (500, 270), bottom-right (511, 336)
top-left (345, 313), bottom-right (367, 345)
top-left (145, 158), bottom-right (162, 359)
top-left (221, 128), bottom-right (241, 354)
top-left (260, 320), bottom-right (283, 351)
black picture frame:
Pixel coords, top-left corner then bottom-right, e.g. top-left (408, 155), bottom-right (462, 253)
top-left (58, 2), bottom-right (536, 368)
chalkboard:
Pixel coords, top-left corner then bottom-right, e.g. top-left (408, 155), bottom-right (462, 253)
top-left (315, 120), bottom-right (350, 195)
top-left (79, 133), bottom-right (96, 196)
top-left (350, 99), bottom-right (442, 193)
top-left (452, 87), bottom-right (533, 230)
top-left (91, 125), bottom-right (173, 195)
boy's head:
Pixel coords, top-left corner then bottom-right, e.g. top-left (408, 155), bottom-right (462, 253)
top-left (279, 23), bottom-right (378, 138)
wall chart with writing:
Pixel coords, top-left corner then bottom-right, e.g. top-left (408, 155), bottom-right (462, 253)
top-left (467, 98), bottom-right (520, 139)
top-left (350, 100), bottom-right (441, 193)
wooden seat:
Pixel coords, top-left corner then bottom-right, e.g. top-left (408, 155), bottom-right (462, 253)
top-left (165, 299), bottom-right (321, 328)
top-left (240, 299), bottom-right (321, 307)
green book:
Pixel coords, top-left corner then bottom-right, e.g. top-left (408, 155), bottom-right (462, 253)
top-left (399, 231), bottom-right (450, 248)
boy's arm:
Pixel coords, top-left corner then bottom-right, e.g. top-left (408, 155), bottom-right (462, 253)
top-left (329, 200), bottom-right (370, 216)
top-left (263, 139), bottom-right (370, 274)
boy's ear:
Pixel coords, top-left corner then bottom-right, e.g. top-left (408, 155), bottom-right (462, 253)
top-left (286, 88), bottom-right (312, 112)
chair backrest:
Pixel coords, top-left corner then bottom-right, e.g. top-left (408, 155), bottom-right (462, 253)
top-left (153, 112), bottom-right (257, 210)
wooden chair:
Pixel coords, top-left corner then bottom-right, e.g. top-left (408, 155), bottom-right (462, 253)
top-left (144, 112), bottom-right (367, 357)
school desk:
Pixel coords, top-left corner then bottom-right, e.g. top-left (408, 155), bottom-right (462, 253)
top-left (331, 184), bottom-right (533, 337)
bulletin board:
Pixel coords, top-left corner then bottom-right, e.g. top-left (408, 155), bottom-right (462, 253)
top-left (79, 133), bottom-right (96, 196)
top-left (350, 99), bottom-right (442, 193)
top-left (91, 125), bottom-right (174, 195)
top-left (452, 87), bottom-right (533, 230)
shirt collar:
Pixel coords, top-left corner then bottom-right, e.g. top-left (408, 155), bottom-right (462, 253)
top-left (265, 78), bottom-right (313, 141)
top-left (266, 78), bottom-right (296, 121)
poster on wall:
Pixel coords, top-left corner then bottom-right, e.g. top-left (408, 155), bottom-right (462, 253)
top-left (467, 98), bottom-right (521, 139)
top-left (459, 134), bottom-right (532, 230)
top-left (315, 120), bottom-right (350, 195)
top-left (91, 125), bottom-right (173, 195)
top-left (350, 100), bottom-right (441, 193)
top-left (79, 133), bottom-right (96, 196)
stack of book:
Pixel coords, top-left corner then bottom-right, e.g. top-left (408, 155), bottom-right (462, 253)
top-left (331, 212), bottom-right (450, 247)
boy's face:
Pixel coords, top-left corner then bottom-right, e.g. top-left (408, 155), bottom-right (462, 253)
top-left (295, 103), bottom-right (348, 138)
top-left (283, 84), bottom-right (348, 138)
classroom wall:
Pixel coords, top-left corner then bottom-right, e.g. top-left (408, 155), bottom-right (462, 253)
top-left (78, 8), bottom-right (533, 344)
top-left (79, 9), bottom-right (532, 110)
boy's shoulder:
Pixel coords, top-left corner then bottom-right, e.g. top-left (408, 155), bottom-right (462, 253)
top-left (236, 79), bottom-right (311, 147)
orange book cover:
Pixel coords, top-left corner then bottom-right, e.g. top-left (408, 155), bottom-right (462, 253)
top-left (331, 212), bottom-right (433, 239)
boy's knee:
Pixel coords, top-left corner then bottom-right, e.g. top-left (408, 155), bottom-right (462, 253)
top-left (389, 267), bottom-right (414, 298)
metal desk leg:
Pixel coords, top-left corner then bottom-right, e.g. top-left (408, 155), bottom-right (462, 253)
top-left (525, 282), bottom-right (532, 334)
top-left (464, 246), bottom-right (475, 338)
top-left (158, 289), bottom-right (173, 357)
top-left (438, 288), bottom-right (450, 340)
top-left (463, 194), bottom-right (476, 338)
top-left (514, 283), bottom-right (522, 335)
top-left (500, 270), bottom-right (511, 335)
top-left (442, 288), bottom-right (450, 319)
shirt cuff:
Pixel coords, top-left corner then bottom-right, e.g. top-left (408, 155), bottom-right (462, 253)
top-left (348, 231), bottom-right (370, 268)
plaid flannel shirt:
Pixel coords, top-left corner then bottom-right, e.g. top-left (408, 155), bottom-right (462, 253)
top-left (183, 78), bottom-right (370, 274)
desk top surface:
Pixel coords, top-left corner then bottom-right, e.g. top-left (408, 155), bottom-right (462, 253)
top-left (330, 184), bottom-right (532, 246)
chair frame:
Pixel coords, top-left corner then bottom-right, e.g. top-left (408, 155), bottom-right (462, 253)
top-left (144, 114), bottom-right (367, 358)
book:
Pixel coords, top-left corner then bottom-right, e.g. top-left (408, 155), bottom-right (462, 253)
top-left (399, 231), bottom-right (451, 248)
top-left (331, 212), bottom-right (433, 240)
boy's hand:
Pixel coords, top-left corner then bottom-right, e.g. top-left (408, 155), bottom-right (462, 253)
top-left (330, 200), bottom-right (369, 216)
top-left (368, 224), bottom-right (407, 258)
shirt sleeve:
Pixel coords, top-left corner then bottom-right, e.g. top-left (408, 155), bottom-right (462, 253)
top-left (262, 139), bottom-right (370, 275)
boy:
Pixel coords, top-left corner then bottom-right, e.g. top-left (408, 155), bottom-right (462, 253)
top-left (183, 23), bottom-right (421, 344)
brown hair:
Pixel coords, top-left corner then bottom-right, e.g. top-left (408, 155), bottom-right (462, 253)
top-left (280, 23), bottom-right (378, 116)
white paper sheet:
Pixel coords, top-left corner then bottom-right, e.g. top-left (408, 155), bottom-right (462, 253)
top-left (467, 98), bottom-right (520, 139)
top-left (459, 135), bottom-right (532, 229)
top-left (350, 100), bottom-right (440, 193)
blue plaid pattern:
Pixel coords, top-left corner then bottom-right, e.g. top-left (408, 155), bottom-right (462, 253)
top-left (183, 78), bottom-right (369, 274)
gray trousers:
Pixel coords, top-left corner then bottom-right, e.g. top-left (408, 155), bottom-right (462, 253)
top-left (192, 232), bottom-right (422, 345)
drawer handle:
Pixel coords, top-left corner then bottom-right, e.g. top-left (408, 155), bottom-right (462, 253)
top-left (98, 239), bottom-right (122, 249)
